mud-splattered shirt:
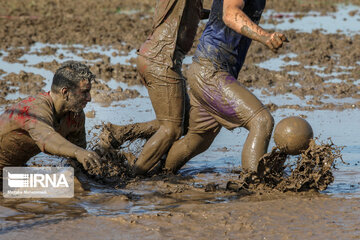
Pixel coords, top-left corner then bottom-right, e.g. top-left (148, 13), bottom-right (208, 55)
top-left (194, 0), bottom-right (265, 78)
top-left (139, 0), bottom-right (203, 71)
top-left (0, 92), bottom-right (86, 167)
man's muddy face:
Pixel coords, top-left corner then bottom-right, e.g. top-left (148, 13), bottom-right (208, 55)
top-left (66, 79), bottom-right (92, 113)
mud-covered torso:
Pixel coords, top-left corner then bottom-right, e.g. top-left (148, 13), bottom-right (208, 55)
top-left (139, 0), bottom-right (202, 70)
top-left (194, 0), bottom-right (265, 78)
top-left (0, 93), bottom-right (85, 166)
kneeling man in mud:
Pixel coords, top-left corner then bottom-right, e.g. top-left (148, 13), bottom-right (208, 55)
top-left (0, 61), bottom-right (100, 180)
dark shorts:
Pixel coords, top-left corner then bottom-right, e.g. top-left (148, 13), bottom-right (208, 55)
top-left (187, 60), bottom-right (266, 133)
top-left (137, 55), bottom-right (185, 123)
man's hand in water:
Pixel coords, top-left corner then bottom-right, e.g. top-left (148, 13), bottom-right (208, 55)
top-left (262, 32), bottom-right (289, 53)
top-left (75, 149), bottom-right (101, 170)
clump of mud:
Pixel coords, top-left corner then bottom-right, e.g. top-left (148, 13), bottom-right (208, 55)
top-left (33, 60), bottom-right (61, 73)
top-left (85, 110), bottom-right (96, 118)
top-left (2, 48), bottom-right (27, 63)
top-left (90, 61), bottom-right (142, 85)
top-left (227, 139), bottom-right (344, 192)
top-left (2, 71), bottom-right (45, 96)
top-left (90, 80), bottom-right (140, 107)
top-left (35, 46), bottom-right (57, 56)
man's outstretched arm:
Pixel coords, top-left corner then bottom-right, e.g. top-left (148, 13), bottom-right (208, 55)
top-left (223, 0), bottom-right (288, 52)
top-left (27, 120), bottom-right (100, 170)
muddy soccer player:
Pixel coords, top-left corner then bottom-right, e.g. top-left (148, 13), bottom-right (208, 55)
top-left (0, 61), bottom-right (101, 180)
top-left (104, 0), bottom-right (210, 175)
top-left (161, 0), bottom-right (288, 173)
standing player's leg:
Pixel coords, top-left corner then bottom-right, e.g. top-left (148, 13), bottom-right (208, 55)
top-left (132, 57), bottom-right (185, 175)
top-left (164, 130), bottom-right (220, 173)
top-left (133, 88), bottom-right (184, 174)
top-left (164, 104), bottom-right (221, 173)
top-left (241, 108), bottom-right (274, 171)
top-left (186, 63), bottom-right (274, 172)
top-left (213, 75), bottom-right (274, 172)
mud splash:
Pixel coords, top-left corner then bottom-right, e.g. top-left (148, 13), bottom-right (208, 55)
top-left (69, 147), bottom-right (131, 188)
top-left (228, 139), bottom-right (344, 193)
top-left (70, 121), bottom-right (160, 188)
top-left (82, 123), bottom-right (343, 197)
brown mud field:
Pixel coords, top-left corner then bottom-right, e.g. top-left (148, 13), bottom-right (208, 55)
top-left (1, 0), bottom-right (360, 239)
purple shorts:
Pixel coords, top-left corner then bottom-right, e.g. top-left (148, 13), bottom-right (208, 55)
top-left (187, 60), bottom-right (266, 133)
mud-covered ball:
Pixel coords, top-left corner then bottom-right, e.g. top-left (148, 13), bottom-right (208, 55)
top-left (274, 116), bottom-right (313, 155)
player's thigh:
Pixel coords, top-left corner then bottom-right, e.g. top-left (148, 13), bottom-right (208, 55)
top-left (147, 78), bottom-right (185, 123)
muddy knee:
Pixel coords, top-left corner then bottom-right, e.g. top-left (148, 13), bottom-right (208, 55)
top-left (248, 109), bottom-right (274, 135)
top-left (161, 124), bottom-right (182, 142)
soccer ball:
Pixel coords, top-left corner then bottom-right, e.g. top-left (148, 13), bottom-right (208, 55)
top-left (273, 116), bottom-right (313, 155)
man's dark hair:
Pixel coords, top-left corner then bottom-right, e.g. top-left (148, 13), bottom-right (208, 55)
top-left (51, 61), bottom-right (95, 93)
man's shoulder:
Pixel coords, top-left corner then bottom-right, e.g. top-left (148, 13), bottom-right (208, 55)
top-left (35, 92), bottom-right (53, 105)
top-left (2, 92), bottom-right (52, 115)
top-left (0, 92), bottom-right (55, 129)
top-left (17, 92), bottom-right (53, 109)
top-left (26, 92), bottom-right (55, 119)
